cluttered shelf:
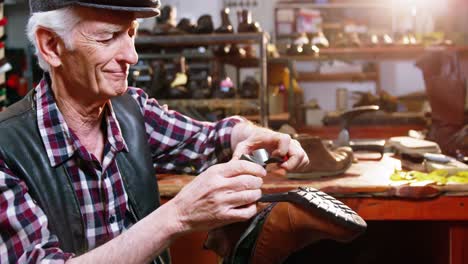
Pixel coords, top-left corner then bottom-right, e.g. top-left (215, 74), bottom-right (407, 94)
top-left (133, 30), bottom-right (270, 126)
top-left (135, 32), bottom-right (267, 47)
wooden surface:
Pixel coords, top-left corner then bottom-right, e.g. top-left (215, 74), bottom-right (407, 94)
top-left (159, 156), bottom-right (468, 264)
top-left (157, 154), bottom-right (468, 199)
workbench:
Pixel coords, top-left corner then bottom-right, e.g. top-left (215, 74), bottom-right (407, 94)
top-left (158, 155), bottom-right (468, 264)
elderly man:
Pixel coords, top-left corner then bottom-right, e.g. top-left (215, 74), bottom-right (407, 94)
top-left (0, 0), bottom-right (308, 263)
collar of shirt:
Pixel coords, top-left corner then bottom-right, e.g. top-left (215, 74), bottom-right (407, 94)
top-left (35, 74), bottom-right (129, 167)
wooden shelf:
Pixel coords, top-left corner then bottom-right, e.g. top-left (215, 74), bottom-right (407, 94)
top-left (138, 53), bottom-right (213, 60)
top-left (297, 72), bottom-right (378, 82)
top-left (217, 57), bottom-right (260, 68)
top-left (282, 45), bottom-right (468, 61)
top-left (136, 33), bottom-right (266, 47)
top-left (243, 112), bottom-right (290, 122)
top-left (158, 98), bottom-right (259, 109)
top-left (138, 53), bottom-right (261, 68)
top-left (276, 2), bottom-right (391, 9)
top-left (296, 124), bottom-right (426, 140)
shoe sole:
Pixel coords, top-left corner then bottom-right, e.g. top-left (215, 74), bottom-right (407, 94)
top-left (258, 187), bottom-right (367, 232)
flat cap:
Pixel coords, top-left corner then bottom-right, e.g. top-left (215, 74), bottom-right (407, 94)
top-left (29, 0), bottom-right (161, 18)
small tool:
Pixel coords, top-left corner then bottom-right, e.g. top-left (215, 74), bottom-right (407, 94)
top-left (240, 149), bottom-right (285, 168)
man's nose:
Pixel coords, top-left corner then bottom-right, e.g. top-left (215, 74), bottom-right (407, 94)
top-left (116, 35), bottom-right (139, 65)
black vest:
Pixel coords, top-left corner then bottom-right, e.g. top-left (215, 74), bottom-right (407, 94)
top-left (0, 91), bottom-right (169, 263)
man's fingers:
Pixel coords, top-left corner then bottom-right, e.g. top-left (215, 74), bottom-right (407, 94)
top-left (222, 175), bottom-right (263, 192)
top-left (213, 160), bottom-right (266, 178)
top-left (223, 189), bottom-right (262, 208)
top-left (280, 139), bottom-right (308, 170)
top-left (276, 133), bottom-right (292, 157)
top-left (232, 142), bottom-right (250, 160)
top-left (229, 203), bottom-right (258, 221)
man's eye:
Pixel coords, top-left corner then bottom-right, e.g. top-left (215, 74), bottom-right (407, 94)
top-left (99, 38), bottom-right (113, 43)
top-left (99, 33), bottom-right (118, 43)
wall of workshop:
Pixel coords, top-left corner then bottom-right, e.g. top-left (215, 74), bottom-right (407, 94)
top-left (5, 0), bottom-right (427, 112)
top-left (4, 1), bottom-right (29, 49)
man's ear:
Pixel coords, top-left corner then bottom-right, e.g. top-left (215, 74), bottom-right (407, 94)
top-left (35, 27), bottom-right (64, 68)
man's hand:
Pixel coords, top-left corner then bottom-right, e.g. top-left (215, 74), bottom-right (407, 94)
top-left (168, 159), bottom-right (266, 234)
top-left (231, 122), bottom-right (309, 171)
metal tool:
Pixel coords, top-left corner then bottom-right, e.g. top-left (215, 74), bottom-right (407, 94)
top-left (240, 149), bottom-right (285, 168)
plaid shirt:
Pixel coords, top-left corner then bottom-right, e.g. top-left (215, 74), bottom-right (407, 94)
top-left (0, 77), bottom-right (243, 263)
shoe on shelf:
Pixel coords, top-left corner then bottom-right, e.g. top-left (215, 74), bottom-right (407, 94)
top-left (237, 9), bottom-right (262, 33)
top-left (170, 72), bottom-right (188, 88)
top-left (213, 77), bottom-right (236, 99)
top-left (239, 76), bottom-right (259, 99)
top-left (195, 14), bottom-right (214, 34)
top-left (149, 61), bottom-right (170, 99)
top-left (153, 5), bottom-right (183, 35)
top-left (215, 8), bottom-right (234, 34)
top-left (189, 73), bottom-right (213, 99)
top-left (286, 33), bottom-right (310, 55)
top-left (311, 31), bottom-right (330, 48)
top-left (176, 18), bottom-right (196, 34)
top-left (287, 135), bottom-right (353, 179)
top-left (214, 44), bottom-right (246, 58)
top-left (168, 57), bottom-right (190, 99)
top-left (204, 187), bottom-right (367, 264)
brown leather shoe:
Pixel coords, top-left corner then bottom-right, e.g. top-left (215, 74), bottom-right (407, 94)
top-left (204, 187), bottom-right (366, 264)
top-left (287, 135), bottom-right (353, 179)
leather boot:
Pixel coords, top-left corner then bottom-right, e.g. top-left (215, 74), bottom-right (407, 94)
top-left (153, 5), bottom-right (183, 35)
top-left (215, 8), bottom-right (234, 34)
top-left (149, 61), bottom-right (169, 99)
top-left (287, 135), bottom-right (353, 179)
top-left (195, 14), bottom-right (214, 34)
top-left (205, 187), bottom-right (366, 264)
top-left (239, 76), bottom-right (259, 99)
top-left (237, 9), bottom-right (261, 33)
top-left (189, 73), bottom-right (212, 99)
top-left (168, 57), bottom-right (190, 99)
top-left (176, 18), bottom-right (196, 34)
top-left (251, 202), bottom-right (361, 264)
top-left (416, 51), bottom-right (467, 156)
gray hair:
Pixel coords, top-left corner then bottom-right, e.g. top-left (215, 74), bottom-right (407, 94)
top-left (26, 7), bottom-right (81, 72)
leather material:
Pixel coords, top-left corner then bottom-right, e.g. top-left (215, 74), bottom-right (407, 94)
top-left (237, 9), bottom-right (261, 33)
top-left (287, 135), bottom-right (353, 179)
top-left (0, 90), bottom-right (169, 263)
top-left (204, 187), bottom-right (366, 264)
top-left (215, 8), bottom-right (234, 34)
top-left (251, 202), bottom-right (360, 264)
top-left (416, 51), bottom-right (468, 156)
top-left (176, 18), bottom-right (196, 34)
top-left (195, 15), bottom-right (214, 34)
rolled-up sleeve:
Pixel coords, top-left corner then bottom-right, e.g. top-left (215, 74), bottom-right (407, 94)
top-left (0, 157), bottom-right (73, 263)
top-left (127, 87), bottom-right (246, 174)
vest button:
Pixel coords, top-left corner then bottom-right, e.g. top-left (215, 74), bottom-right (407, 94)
top-left (109, 215), bottom-right (116, 224)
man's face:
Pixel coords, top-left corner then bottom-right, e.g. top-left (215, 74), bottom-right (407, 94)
top-left (58, 7), bottom-right (139, 102)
